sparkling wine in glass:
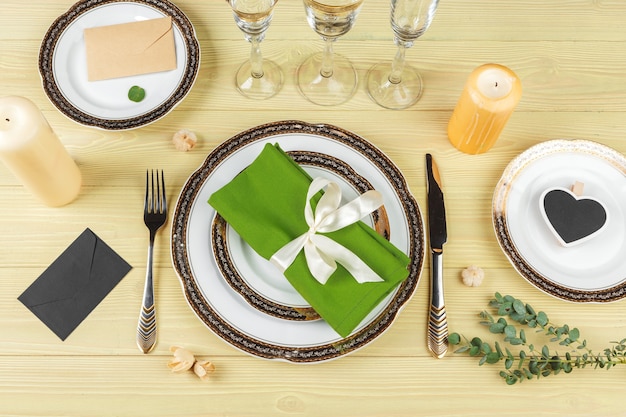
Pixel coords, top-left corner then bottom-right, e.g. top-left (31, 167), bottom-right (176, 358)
top-left (297, 0), bottom-right (364, 106)
top-left (366, 0), bottom-right (438, 109)
top-left (229, 0), bottom-right (283, 100)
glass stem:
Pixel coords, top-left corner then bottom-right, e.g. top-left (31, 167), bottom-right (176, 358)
top-left (320, 37), bottom-right (335, 78)
top-left (389, 44), bottom-right (407, 85)
top-left (249, 37), bottom-right (264, 79)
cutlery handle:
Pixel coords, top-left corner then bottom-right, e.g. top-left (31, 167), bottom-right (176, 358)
top-left (427, 250), bottom-right (448, 358)
top-left (137, 240), bottom-right (157, 354)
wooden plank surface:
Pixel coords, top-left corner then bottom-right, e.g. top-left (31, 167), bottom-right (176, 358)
top-left (1, 0), bottom-right (626, 416)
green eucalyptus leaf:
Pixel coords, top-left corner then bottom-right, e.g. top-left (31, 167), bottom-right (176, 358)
top-left (505, 347), bottom-right (513, 358)
top-left (486, 352), bottom-right (501, 364)
top-left (504, 325), bottom-right (516, 339)
top-left (505, 375), bottom-right (518, 385)
top-left (471, 337), bottom-right (483, 347)
top-left (448, 333), bottom-right (461, 345)
top-left (536, 311), bottom-right (548, 326)
top-left (489, 322), bottom-right (506, 334)
top-left (128, 85), bottom-right (146, 102)
top-left (569, 328), bottom-right (580, 340)
top-left (510, 312), bottom-right (526, 323)
top-left (498, 303), bottom-right (511, 316)
top-left (513, 299), bottom-right (526, 315)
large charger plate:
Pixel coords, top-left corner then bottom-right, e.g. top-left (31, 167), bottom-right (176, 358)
top-left (171, 121), bottom-right (425, 362)
top-left (39, 0), bottom-right (200, 130)
top-left (493, 139), bottom-right (626, 302)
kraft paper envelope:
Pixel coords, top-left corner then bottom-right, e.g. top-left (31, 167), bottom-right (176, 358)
top-left (84, 16), bottom-right (177, 81)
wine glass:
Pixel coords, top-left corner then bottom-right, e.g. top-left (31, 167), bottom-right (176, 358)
top-left (297, 0), bottom-right (364, 106)
top-left (228, 0), bottom-right (283, 100)
top-left (366, 0), bottom-right (438, 109)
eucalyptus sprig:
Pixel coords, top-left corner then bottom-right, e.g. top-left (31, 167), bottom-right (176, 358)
top-left (449, 292), bottom-right (626, 385)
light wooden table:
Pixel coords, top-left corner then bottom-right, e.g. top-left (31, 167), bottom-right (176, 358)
top-left (2, 1), bottom-right (626, 416)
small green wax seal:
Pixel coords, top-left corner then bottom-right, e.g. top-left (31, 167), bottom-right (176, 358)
top-left (128, 85), bottom-right (146, 102)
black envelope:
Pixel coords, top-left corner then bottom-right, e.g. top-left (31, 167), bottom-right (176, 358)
top-left (18, 228), bottom-right (132, 340)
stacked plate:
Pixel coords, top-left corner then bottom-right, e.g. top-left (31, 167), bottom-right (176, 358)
top-left (171, 121), bottom-right (425, 362)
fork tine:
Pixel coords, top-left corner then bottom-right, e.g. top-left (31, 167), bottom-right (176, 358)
top-left (145, 170), bottom-right (149, 212)
top-left (151, 170), bottom-right (157, 214)
top-left (154, 170), bottom-right (158, 213)
top-left (159, 169), bottom-right (166, 214)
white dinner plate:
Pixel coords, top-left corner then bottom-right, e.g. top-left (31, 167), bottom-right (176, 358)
top-left (212, 150), bottom-right (391, 322)
top-left (39, 0), bottom-right (200, 130)
top-left (493, 139), bottom-right (626, 302)
top-left (171, 121), bottom-right (425, 362)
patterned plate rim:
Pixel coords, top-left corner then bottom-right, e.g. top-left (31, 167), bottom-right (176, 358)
top-left (492, 139), bottom-right (626, 302)
top-left (171, 120), bottom-right (425, 363)
top-left (38, 0), bottom-right (200, 130)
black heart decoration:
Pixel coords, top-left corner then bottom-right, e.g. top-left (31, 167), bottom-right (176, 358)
top-left (541, 188), bottom-right (608, 246)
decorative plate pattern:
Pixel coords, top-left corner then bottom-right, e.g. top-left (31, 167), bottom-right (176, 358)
top-left (171, 121), bottom-right (425, 363)
top-left (493, 139), bottom-right (626, 302)
top-left (38, 0), bottom-right (200, 130)
top-left (212, 150), bottom-right (391, 322)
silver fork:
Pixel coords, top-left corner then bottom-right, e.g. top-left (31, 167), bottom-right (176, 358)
top-left (137, 170), bottom-right (167, 354)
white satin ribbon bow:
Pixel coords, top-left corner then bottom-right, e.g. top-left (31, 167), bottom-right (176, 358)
top-left (270, 177), bottom-right (385, 285)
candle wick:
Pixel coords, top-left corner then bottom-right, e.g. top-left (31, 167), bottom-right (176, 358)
top-left (494, 82), bottom-right (498, 87)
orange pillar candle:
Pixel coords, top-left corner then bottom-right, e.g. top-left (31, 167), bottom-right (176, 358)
top-left (447, 64), bottom-right (522, 154)
top-left (0, 96), bottom-right (81, 206)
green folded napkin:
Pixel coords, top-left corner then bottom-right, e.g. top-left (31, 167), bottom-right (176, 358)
top-left (208, 143), bottom-right (410, 337)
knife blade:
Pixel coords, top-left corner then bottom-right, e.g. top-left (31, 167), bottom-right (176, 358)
top-left (425, 153), bottom-right (448, 358)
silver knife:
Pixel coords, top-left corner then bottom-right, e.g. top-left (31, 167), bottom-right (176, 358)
top-left (425, 154), bottom-right (448, 358)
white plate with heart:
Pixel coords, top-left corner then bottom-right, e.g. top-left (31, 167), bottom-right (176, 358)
top-left (493, 139), bottom-right (626, 302)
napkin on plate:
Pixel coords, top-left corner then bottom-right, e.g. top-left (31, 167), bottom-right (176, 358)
top-left (84, 16), bottom-right (177, 81)
top-left (18, 228), bottom-right (132, 340)
top-left (208, 143), bottom-right (410, 337)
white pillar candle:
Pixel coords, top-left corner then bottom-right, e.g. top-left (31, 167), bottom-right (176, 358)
top-left (0, 96), bottom-right (81, 206)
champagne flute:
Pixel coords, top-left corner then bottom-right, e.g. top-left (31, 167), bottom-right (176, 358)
top-left (366, 0), bottom-right (438, 109)
top-left (228, 0), bottom-right (283, 100)
top-left (297, 0), bottom-right (364, 106)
